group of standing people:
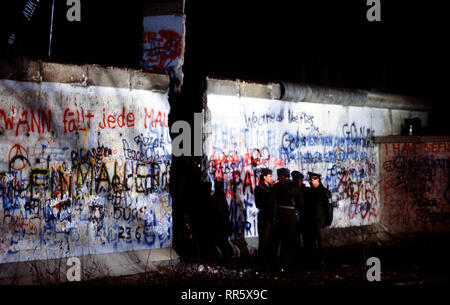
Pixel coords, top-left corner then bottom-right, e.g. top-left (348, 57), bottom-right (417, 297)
top-left (254, 167), bottom-right (333, 272)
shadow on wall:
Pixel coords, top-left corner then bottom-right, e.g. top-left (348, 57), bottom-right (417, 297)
top-left (167, 72), bottom-right (245, 264)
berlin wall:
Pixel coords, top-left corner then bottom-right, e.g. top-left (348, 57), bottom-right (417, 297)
top-left (0, 64), bottom-right (172, 264)
top-left (203, 78), bottom-right (430, 240)
top-left (0, 61), bottom-right (445, 274)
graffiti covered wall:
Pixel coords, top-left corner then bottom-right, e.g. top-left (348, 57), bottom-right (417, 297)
top-left (380, 141), bottom-right (450, 232)
top-left (141, 15), bottom-right (184, 78)
top-left (204, 90), bottom-right (429, 239)
top-left (205, 94), bottom-right (381, 238)
top-left (0, 79), bottom-right (172, 263)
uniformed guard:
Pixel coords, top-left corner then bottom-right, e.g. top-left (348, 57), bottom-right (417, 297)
top-left (303, 171), bottom-right (333, 269)
top-left (271, 167), bottom-right (296, 272)
top-left (254, 168), bottom-right (274, 271)
top-left (291, 170), bottom-right (307, 268)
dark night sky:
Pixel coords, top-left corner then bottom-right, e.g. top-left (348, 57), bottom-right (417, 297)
top-left (1, 0), bottom-right (448, 133)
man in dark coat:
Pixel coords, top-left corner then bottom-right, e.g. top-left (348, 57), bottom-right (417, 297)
top-left (254, 168), bottom-right (274, 271)
top-left (291, 170), bottom-right (307, 268)
top-left (271, 167), bottom-right (297, 272)
top-left (303, 172), bottom-right (333, 269)
top-left (212, 178), bottom-right (233, 267)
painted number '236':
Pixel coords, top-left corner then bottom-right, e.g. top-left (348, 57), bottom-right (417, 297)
top-left (118, 226), bottom-right (142, 240)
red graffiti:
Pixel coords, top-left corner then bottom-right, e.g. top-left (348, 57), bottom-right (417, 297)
top-left (8, 144), bottom-right (30, 171)
top-left (381, 141), bottom-right (450, 231)
top-left (0, 107), bottom-right (51, 136)
top-left (98, 107), bottom-right (135, 130)
top-left (384, 143), bottom-right (418, 156)
top-left (143, 108), bottom-right (169, 129)
top-left (33, 136), bottom-right (54, 164)
top-left (3, 215), bottom-right (39, 236)
top-left (63, 108), bottom-right (94, 134)
top-left (208, 149), bottom-right (285, 188)
top-left (143, 29), bottom-right (182, 71)
top-left (424, 142), bottom-right (450, 154)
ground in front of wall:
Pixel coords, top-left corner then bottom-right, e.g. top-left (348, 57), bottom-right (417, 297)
top-left (74, 234), bottom-right (450, 287)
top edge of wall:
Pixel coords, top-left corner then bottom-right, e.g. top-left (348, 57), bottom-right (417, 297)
top-left (206, 77), bottom-right (282, 100)
top-left (374, 135), bottom-right (450, 143)
top-left (144, 0), bottom-right (185, 16)
top-left (0, 59), bottom-right (169, 92)
top-left (206, 77), bottom-right (432, 112)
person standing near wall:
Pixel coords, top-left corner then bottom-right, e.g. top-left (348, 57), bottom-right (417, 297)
top-left (212, 178), bottom-right (233, 268)
top-left (254, 168), bottom-right (274, 272)
top-left (291, 170), bottom-right (307, 269)
top-left (303, 172), bottom-right (333, 270)
top-left (271, 168), bottom-right (297, 272)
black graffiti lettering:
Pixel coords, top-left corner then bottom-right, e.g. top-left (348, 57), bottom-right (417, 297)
top-left (72, 162), bottom-right (94, 193)
top-left (96, 163), bottom-right (111, 193)
top-left (118, 226), bottom-right (125, 239)
top-left (135, 163), bottom-right (149, 193)
top-left (9, 155), bottom-right (32, 171)
top-left (111, 161), bottom-right (123, 192)
top-left (122, 135), bottom-right (169, 163)
top-left (49, 168), bottom-right (72, 200)
top-left (1, 153), bottom-right (170, 230)
top-left (160, 161), bottom-right (170, 192)
top-left (29, 168), bottom-right (48, 206)
top-left (151, 163), bottom-right (161, 193)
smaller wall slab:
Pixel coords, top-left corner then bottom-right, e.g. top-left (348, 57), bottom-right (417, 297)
top-left (378, 136), bottom-right (450, 233)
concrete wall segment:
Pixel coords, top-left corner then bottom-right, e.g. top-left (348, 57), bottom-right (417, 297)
top-left (0, 63), bottom-right (172, 266)
top-left (203, 77), bottom-right (432, 240)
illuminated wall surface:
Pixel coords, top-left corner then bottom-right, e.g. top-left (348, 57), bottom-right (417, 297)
top-left (204, 93), bottom-right (430, 238)
top-left (0, 79), bottom-right (172, 263)
top-left (1, 75), bottom-right (445, 265)
top-left (380, 142), bottom-right (450, 232)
